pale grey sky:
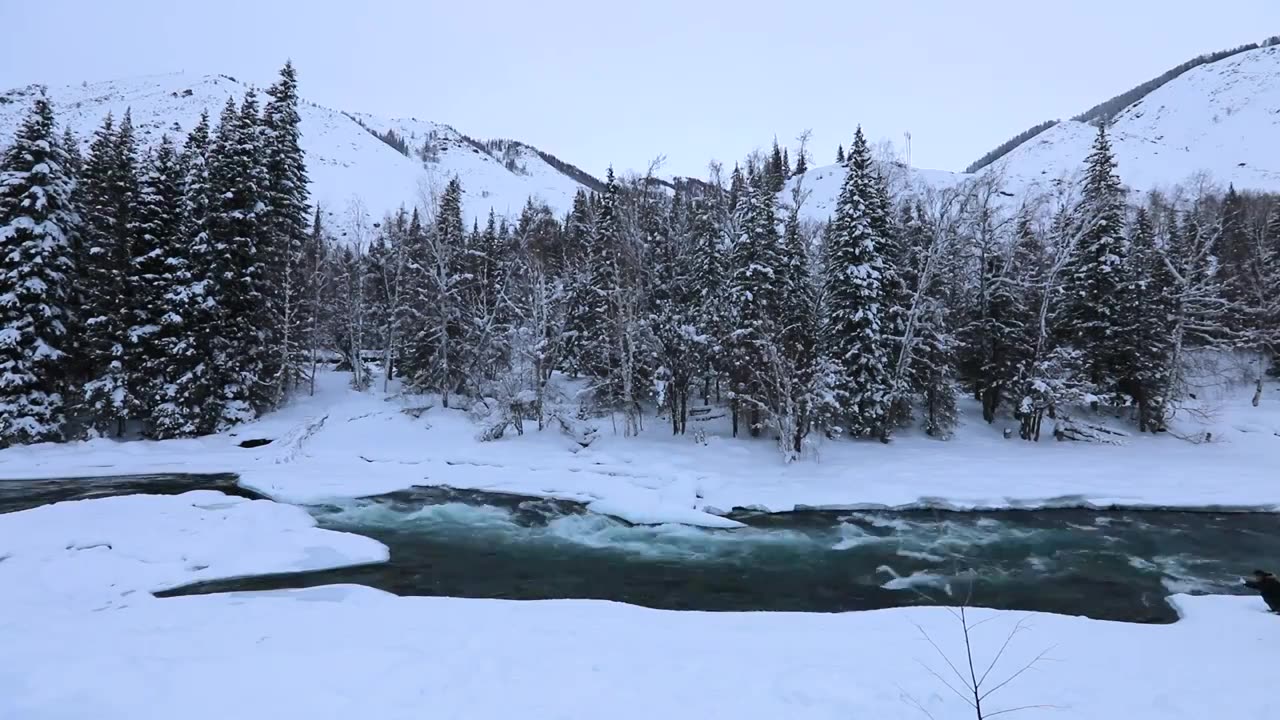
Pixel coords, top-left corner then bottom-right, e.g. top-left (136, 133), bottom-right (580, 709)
top-left (2, 1), bottom-right (1276, 178)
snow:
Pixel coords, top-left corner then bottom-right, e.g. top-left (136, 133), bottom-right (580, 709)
top-left (0, 572), bottom-right (1276, 719)
top-left (0, 73), bottom-right (593, 236)
top-left (1, 367), bottom-right (1278, 529)
top-left (0, 490), bottom-right (388, 612)
top-left (990, 46), bottom-right (1280, 198)
top-left (0, 468), bottom-right (1274, 719)
top-left (788, 46), bottom-right (1280, 220)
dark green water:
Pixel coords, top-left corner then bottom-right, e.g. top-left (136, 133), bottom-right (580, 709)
top-left (0, 472), bottom-right (251, 514)
top-left (3, 475), bottom-right (1275, 623)
top-left (160, 486), bottom-right (1280, 624)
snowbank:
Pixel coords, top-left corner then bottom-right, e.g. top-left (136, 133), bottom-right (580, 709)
top-left (1, 581), bottom-right (1274, 719)
top-left (0, 490), bottom-right (388, 611)
top-left (2, 371), bottom-right (1279, 528)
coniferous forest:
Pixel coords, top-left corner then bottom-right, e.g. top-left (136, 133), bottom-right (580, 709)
top-left (2, 64), bottom-right (1278, 459)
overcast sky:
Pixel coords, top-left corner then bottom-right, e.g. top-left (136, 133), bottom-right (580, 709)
top-left (3, 1), bottom-right (1276, 178)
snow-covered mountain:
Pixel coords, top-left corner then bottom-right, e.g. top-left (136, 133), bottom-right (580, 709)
top-left (986, 44), bottom-right (1280, 198)
top-left (0, 72), bottom-right (597, 235)
top-left (4, 44), bottom-right (1279, 232)
top-left (789, 44), bottom-right (1280, 220)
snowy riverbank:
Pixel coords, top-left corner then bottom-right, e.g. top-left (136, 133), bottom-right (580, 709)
top-left (0, 488), bottom-right (1274, 720)
top-left (1, 370), bottom-right (1278, 526)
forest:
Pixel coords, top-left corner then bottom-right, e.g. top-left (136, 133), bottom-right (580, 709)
top-left (1, 63), bottom-right (1277, 459)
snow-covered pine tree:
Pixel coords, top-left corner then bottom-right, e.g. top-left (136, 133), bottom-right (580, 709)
top-left (0, 94), bottom-right (79, 446)
top-left (726, 172), bottom-right (786, 438)
top-left (207, 92), bottom-right (268, 425)
top-left (78, 110), bottom-right (140, 436)
top-left (768, 139), bottom-right (785, 193)
top-left (578, 170), bottom-right (626, 406)
top-left (688, 192), bottom-right (727, 403)
top-left (649, 187), bottom-right (700, 434)
top-left (835, 145), bottom-right (845, 164)
top-left (1060, 124), bottom-right (1130, 407)
top-left (820, 127), bottom-right (894, 438)
top-left (261, 61), bottom-right (312, 403)
top-left (1120, 207), bottom-right (1174, 430)
top-left (775, 195), bottom-right (822, 455)
top-left (870, 168), bottom-right (912, 433)
top-left (130, 136), bottom-right (188, 435)
top-left (300, 208), bottom-right (332, 395)
top-left (559, 189), bottom-right (596, 375)
top-left (400, 177), bottom-right (467, 406)
top-left (154, 111), bottom-right (223, 435)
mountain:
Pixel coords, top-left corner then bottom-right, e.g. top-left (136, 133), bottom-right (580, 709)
top-left (4, 44), bottom-right (1279, 233)
top-left (0, 72), bottom-right (597, 236)
top-left (787, 44), bottom-right (1280, 220)
top-left (985, 44), bottom-right (1280, 197)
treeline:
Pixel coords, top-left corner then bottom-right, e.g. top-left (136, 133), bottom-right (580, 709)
top-left (4, 67), bottom-right (1278, 459)
top-left (0, 63), bottom-right (313, 445)
top-left (311, 127), bottom-right (1280, 459)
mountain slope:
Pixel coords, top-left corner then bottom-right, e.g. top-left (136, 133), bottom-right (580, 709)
top-left (0, 73), bottom-right (593, 236)
top-left (987, 45), bottom-right (1280, 197)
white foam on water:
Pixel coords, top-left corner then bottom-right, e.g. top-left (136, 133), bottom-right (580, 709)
top-left (324, 500), bottom-right (518, 531)
top-left (1026, 555), bottom-right (1053, 571)
top-left (896, 549), bottom-right (946, 562)
top-left (832, 523), bottom-right (893, 550)
top-left (1128, 556), bottom-right (1158, 571)
top-left (878, 567), bottom-right (953, 593)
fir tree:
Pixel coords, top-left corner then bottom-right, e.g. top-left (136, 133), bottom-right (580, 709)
top-left (835, 145), bottom-right (845, 164)
top-left (261, 61), bottom-right (312, 403)
top-left (160, 110), bottom-right (222, 435)
top-left (820, 127), bottom-right (894, 438)
top-left (1121, 207), bottom-right (1174, 430)
top-left (727, 173), bottom-right (786, 437)
top-left (131, 136), bottom-right (188, 434)
top-left (688, 194), bottom-right (727, 402)
top-left (206, 92), bottom-right (267, 425)
top-left (0, 94), bottom-right (79, 446)
top-left (79, 111), bottom-right (140, 436)
top-left (559, 189), bottom-right (597, 374)
top-left (1060, 125), bottom-right (1129, 405)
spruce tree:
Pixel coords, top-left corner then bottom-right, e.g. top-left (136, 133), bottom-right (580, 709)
top-left (835, 145), bottom-right (845, 164)
top-left (131, 136), bottom-right (189, 435)
top-left (559, 189), bottom-right (596, 374)
top-left (688, 194), bottom-right (726, 401)
top-left (261, 61), bottom-right (312, 403)
top-left (161, 110), bottom-right (222, 435)
top-left (207, 93), bottom-right (267, 425)
top-left (1061, 125), bottom-right (1129, 404)
top-left (1121, 207), bottom-right (1174, 430)
top-left (727, 173), bottom-right (786, 437)
top-left (79, 111), bottom-right (140, 436)
top-left (0, 95), bottom-right (79, 446)
top-left (820, 127), bottom-right (893, 437)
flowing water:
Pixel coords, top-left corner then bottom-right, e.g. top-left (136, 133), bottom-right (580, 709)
top-left (157, 485), bottom-right (1280, 623)
top-left (4, 475), bottom-right (1276, 623)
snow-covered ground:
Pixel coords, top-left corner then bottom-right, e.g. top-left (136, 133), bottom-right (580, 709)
top-left (1, 367), bottom-right (1278, 528)
top-left (0, 490), bottom-right (387, 612)
top-left (1, 546), bottom-right (1275, 719)
top-left (2, 370), bottom-right (1277, 718)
